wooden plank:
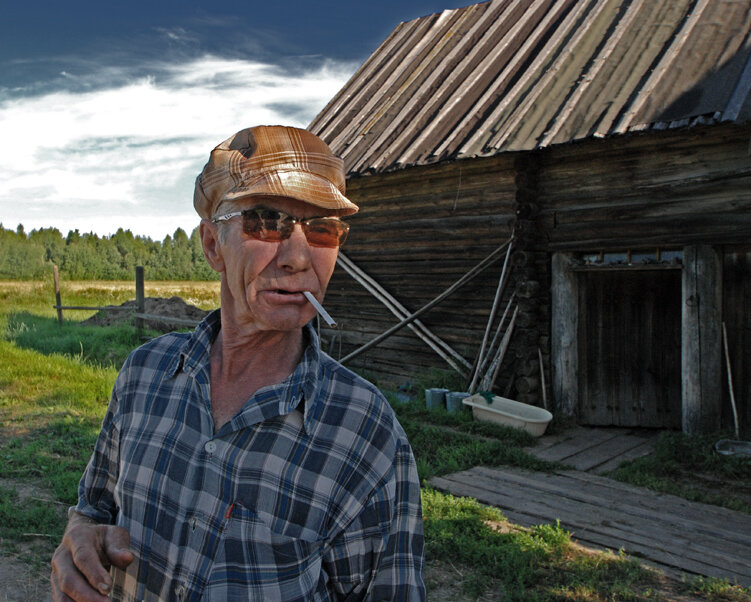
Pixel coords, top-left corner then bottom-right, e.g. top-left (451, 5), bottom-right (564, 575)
top-left (428, 467), bottom-right (751, 584)
top-left (551, 252), bottom-right (578, 417)
top-left (563, 433), bottom-right (656, 471)
top-left (429, 471), bottom-right (751, 581)
top-left (568, 525), bottom-right (751, 586)
top-left (469, 467), bottom-right (751, 544)
top-left (682, 245), bottom-right (723, 433)
top-left (560, 470), bottom-right (751, 527)
top-left (456, 470), bottom-right (743, 557)
top-left (593, 439), bottom-right (656, 474)
top-left (52, 305), bottom-right (132, 311)
top-left (529, 428), bottom-right (619, 463)
top-left (529, 426), bottom-right (594, 453)
top-left (132, 313), bottom-right (200, 328)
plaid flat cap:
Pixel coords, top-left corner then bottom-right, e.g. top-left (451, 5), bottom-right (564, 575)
top-left (194, 125), bottom-right (358, 219)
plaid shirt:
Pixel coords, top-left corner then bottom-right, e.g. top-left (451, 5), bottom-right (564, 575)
top-left (75, 311), bottom-right (425, 601)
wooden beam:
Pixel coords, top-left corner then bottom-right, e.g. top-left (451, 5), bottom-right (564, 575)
top-left (682, 245), bottom-right (723, 434)
top-left (340, 240), bottom-right (512, 364)
top-left (336, 252), bottom-right (471, 376)
top-left (552, 252), bottom-right (578, 417)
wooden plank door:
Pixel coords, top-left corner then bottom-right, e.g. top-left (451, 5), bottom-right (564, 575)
top-left (578, 270), bottom-right (682, 428)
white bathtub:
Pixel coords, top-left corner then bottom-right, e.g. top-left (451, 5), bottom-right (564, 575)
top-left (462, 394), bottom-right (553, 437)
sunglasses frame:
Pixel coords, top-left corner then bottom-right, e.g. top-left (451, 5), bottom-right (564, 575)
top-left (211, 207), bottom-right (349, 248)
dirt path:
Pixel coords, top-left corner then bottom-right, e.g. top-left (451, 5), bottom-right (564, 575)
top-left (0, 559), bottom-right (51, 602)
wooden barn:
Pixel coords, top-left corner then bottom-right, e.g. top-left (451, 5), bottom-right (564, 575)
top-left (309, 0), bottom-right (751, 434)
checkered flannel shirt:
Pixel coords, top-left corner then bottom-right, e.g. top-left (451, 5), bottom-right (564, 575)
top-left (74, 310), bottom-right (425, 601)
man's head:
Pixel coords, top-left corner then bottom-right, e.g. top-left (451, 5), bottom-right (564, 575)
top-left (195, 126), bottom-right (356, 334)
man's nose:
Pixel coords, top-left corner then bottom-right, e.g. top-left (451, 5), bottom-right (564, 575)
top-left (276, 224), bottom-right (312, 271)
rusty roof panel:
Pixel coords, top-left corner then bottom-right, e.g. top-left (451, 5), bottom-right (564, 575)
top-left (310, 0), bottom-right (751, 175)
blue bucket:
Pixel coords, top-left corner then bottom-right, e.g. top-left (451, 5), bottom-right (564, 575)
top-left (425, 388), bottom-right (448, 410)
top-left (446, 391), bottom-right (470, 413)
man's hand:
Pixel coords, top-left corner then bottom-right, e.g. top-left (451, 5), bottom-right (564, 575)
top-left (51, 514), bottom-right (134, 601)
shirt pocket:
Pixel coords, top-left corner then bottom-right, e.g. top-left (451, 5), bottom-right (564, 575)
top-left (204, 501), bottom-right (327, 602)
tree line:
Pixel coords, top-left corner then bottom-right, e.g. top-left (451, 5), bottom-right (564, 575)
top-left (0, 224), bottom-right (219, 281)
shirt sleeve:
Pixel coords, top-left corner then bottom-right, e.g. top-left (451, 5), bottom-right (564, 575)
top-left (72, 384), bottom-right (122, 525)
top-left (323, 441), bottom-right (426, 601)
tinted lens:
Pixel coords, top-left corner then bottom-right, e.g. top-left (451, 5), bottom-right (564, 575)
top-left (303, 219), bottom-right (349, 248)
top-left (241, 209), bottom-right (290, 241)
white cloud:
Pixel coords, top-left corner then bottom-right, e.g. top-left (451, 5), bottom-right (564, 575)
top-left (0, 55), bottom-right (356, 240)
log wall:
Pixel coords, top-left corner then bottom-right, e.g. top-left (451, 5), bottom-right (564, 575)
top-left (324, 155), bottom-right (527, 394)
top-left (536, 124), bottom-right (751, 250)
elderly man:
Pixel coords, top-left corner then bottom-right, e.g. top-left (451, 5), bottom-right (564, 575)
top-left (51, 126), bottom-right (425, 601)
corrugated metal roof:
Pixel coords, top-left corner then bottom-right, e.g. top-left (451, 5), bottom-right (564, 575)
top-left (309, 0), bottom-right (751, 175)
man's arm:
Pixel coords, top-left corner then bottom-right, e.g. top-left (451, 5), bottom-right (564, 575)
top-left (325, 441), bottom-right (426, 601)
top-left (52, 377), bottom-right (130, 601)
top-left (50, 511), bottom-right (134, 602)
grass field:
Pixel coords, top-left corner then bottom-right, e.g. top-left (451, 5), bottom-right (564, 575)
top-left (1, 279), bottom-right (749, 601)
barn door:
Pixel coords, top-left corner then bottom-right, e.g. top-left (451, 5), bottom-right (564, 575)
top-left (578, 270), bottom-right (682, 428)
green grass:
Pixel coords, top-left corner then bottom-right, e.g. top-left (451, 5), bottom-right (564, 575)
top-left (4, 311), bottom-right (155, 369)
top-left (609, 431), bottom-right (751, 514)
top-left (0, 342), bottom-right (115, 501)
top-left (423, 488), bottom-right (668, 600)
top-left (397, 411), bottom-right (557, 481)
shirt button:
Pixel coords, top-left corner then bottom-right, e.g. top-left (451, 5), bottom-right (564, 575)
top-left (175, 585), bottom-right (186, 601)
top-left (204, 441), bottom-right (217, 454)
top-left (190, 517), bottom-right (198, 531)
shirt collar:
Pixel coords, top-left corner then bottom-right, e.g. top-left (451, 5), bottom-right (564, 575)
top-left (173, 310), bottom-right (324, 433)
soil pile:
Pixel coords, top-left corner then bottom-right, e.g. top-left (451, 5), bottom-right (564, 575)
top-left (81, 296), bottom-right (211, 332)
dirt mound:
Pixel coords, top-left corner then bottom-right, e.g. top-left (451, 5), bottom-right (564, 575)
top-left (81, 296), bottom-right (211, 333)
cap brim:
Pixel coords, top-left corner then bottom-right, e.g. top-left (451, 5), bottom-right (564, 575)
top-left (222, 169), bottom-right (358, 216)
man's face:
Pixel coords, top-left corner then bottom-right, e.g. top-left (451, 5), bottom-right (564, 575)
top-left (209, 196), bottom-right (340, 334)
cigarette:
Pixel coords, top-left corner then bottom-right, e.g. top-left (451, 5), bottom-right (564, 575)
top-left (303, 291), bottom-right (337, 327)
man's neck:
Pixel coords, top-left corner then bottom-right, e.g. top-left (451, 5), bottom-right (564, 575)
top-left (207, 310), bottom-right (305, 431)
top-left (212, 321), bottom-right (304, 383)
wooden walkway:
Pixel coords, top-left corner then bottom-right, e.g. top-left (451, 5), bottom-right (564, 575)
top-left (526, 426), bottom-right (660, 473)
top-left (429, 428), bottom-right (751, 587)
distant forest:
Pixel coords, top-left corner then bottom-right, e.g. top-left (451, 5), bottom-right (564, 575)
top-left (0, 223), bottom-right (219, 281)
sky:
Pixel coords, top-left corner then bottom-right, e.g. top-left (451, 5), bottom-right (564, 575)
top-left (1, 0), bottom-right (474, 241)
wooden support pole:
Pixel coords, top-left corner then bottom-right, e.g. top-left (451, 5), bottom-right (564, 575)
top-left (337, 252), bottom-right (471, 376)
top-left (722, 322), bottom-right (740, 439)
top-left (135, 266), bottom-right (145, 338)
top-left (53, 265), bottom-right (63, 325)
top-left (340, 240), bottom-right (512, 365)
top-left (469, 242), bottom-right (513, 393)
top-left (472, 292), bottom-right (516, 392)
top-left (538, 347), bottom-right (549, 410)
top-left (482, 304), bottom-right (519, 392)
top-left (682, 245), bottom-right (722, 434)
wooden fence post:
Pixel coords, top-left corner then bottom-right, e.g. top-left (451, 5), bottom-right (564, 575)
top-left (53, 265), bottom-right (63, 325)
top-left (135, 266), bottom-right (145, 338)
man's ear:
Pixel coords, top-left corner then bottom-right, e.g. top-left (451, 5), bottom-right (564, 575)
top-left (200, 220), bottom-right (225, 273)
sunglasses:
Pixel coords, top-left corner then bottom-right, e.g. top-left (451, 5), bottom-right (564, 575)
top-left (211, 208), bottom-right (349, 248)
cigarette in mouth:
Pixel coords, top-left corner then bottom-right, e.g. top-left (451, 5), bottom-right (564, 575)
top-left (303, 291), bottom-right (337, 327)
